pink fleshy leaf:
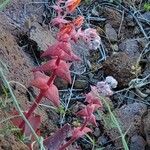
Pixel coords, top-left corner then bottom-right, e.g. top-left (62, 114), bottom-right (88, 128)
top-left (44, 124), bottom-right (71, 150)
top-left (43, 83), bottom-right (60, 107)
top-left (88, 114), bottom-right (97, 126)
top-left (32, 60), bottom-right (57, 72)
top-left (11, 110), bottom-right (41, 137)
top-left (33, 60), bottom-right (72, 83)
top-left (72, 127), bottom-right (92, 139)
top-left (41, 41), bottom-right (72, 56)
top-left (55, 61), bottom-right (72, 83)
top-left (41, 46), bottom-right (81, 61)
top-left (31, 71), bottom-right (49, 90)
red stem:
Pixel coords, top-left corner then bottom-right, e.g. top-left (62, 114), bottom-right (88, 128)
top-left (80, 118), bottom-right (88, 131)
top-left (19, 58), bottom-right (60, 129)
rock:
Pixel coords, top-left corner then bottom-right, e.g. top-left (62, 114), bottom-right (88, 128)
top-left (4, 0), bottom-right (47, 26)
top-left (130, 135), bottom-right (146, 150)
top-left (141, 109), bottom-right (150, 147)
top-left (137, 38), bottom-right (149, 48)
top-left (103, 52), bottom-right (137, 88)
top-left (54, 77), bottom-right (68, 89)
top-left (74, 79), bottom-right (88, 89)
top-left (30, 22), bottom-right (55, 51)
top-left (106, 102), bottom-right (147, 148)
top-left (119, 39), bottom-right (140, 58)
top-left (105, 23), bottom-right (118, 42)
top-left (93, 127), bottom-right (101, 137)
top-left (97, 135), bottom-right (109, 146)
top-left (0, 135), bottom-right (29, 150)
top-left (140, 12), bottom-right (150, 23)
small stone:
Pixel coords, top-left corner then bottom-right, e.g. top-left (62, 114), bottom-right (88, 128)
top-left (93, 127), bottom-right (101, 137)
top-left (54, 77), bottom-right (68, 89)
top-left (97, 135), bottom-right (109, 146)
top-left (105, 23), bottom-right (118, 42)
top-left (130, 135), bottom-right (146, 150)
top-left (74, 79), bottom-right (88, 89)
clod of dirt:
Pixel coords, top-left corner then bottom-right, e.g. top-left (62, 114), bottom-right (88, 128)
top-left (130, 135), bottom-right (146, 150)
top-left (105, 23), bottom-right (118, 42)
top-left (106, 102), bottom-right (147, 148)
top-left (102, 52), bottom-right (138, 88)
top-left (103, 8), bottom-right (124, 29)
top-left (0, 135), bottom-right (29, 150)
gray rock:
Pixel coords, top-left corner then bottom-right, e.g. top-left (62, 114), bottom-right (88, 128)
top-left (139, 12), bottom-right (150, 23)
top-left (105, 23), bottom-right (118, 42)
top-left (142, 110), bottom-right (150, 147)
top-left (74, 79), bottom-right (88, 89)
top-left (119, 39), bottom-right (140, 57)
top-left (130, 135), bottom-right (146, 150)
top-left (93, 127), bottom-right (101, 137)
top-left (106, 102), bottom-right (147, 148)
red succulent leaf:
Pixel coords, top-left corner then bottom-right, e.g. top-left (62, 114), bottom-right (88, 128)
top-left (11, 110), bottom-right (41, 137)
top-left (31, 71), bottom-right (49, 90)
top-left (55, 61), bottom-right (72, 83)
top-left (41, 44), bottom-right (81, 61)
top-left (72, 127), bottom-right (92, 139)
top-left (76, 104), bottom-right (97, 126)
top-left (57, 24), bottom-right (74, 41)
top-left (65, 0), bottom-right (81, 13)
top-left (73, 16), bottom-right (84, 28)
top-left (55, 51), bottom-right (81, 61)
top-left (76, 104), bottom-right (94, 117)
top-left (32, 59), bottom-right (57, 72)
top-left (44, 124), bottom-right (71, 150)
top-left (43, 83), bottom-right (60, 107)
top-left (41, 41), bottom-right (72, 56)
top-left (88, 114), bottom-right (97, 126)
top-left (33, 60), bottom-right (72, 83)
